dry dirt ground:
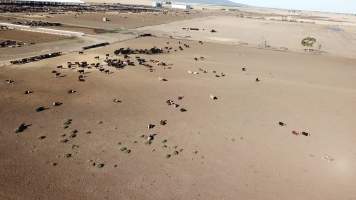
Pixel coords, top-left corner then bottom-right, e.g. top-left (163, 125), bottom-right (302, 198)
top-left (0, 15), bottom-right (107, 35)
top-left (86, 0), bottom-right (152, 5)
top-left (43, 11), bottom-right (211, 30)
top-left (0, 36), bottom-right (356, 200)
top-left (1, 5), bottom-right (356, 200)
top-left (0, 10), bottom-right (214, 61)
top-left (0, 29), bottom-right (67, 43)
top-left (1, 10), bottom-right (211, 32)
top-left (140, 15), bottom-right (356, 58)
top-left (0, 29), bottom-right (75, 62)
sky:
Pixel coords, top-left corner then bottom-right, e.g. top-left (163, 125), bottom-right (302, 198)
top-left (231, 0), bottom-right (356, 14)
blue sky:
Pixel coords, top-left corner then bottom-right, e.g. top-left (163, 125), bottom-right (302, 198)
top-left (231, 0), bottom-right (356, 13)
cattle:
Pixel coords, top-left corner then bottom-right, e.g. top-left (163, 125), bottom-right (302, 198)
top-left (68, 89), bottom-right (76, 94)
top-left (24, 90), bottom-right (33, 94)
top-left (53, 102), bottom-right (63, 106)
top-left (278, 122), bottom-right (286, 126)
top-left (5, 79), bottom-right (15, 84)
top-left (78, 75), bottom-right (85, 82)
top-left (15, 123), bottom-right (30, 133)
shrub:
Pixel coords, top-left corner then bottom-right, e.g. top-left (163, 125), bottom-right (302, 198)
top-left (301, 37), bottom-right (317, 48)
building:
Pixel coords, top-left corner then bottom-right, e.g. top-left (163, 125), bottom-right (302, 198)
top-left (152, 1), bottom-right (162, 8)
top-left (171, 3), bottom-right (191, 10)
top-left (151, 1), bottom-right (191, 9)
top-left (0, 0), bottom-right (84, 5)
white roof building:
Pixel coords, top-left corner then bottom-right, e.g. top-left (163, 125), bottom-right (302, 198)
top-left (171, 3), bottom-right (191, 10)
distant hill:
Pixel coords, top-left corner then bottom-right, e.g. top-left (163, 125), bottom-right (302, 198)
top-left (177, 0), bottom-right (246, 7)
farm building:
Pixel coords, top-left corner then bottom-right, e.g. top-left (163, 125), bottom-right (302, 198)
top-left (152, 1), bottom-right (162, 8)
top-left (171, 3), bottom-right (191, 9)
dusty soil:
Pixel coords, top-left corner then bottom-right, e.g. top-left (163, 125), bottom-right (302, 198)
top-left (0, 29), bottom-right (67, 43)
top-left (140, 15), bottom-right (356, 58)
top-left (85, 0), bottom-right (152, 6)
top-left (41, 11), bottom-right (212, 30)
top-left (1, 5), bottom-right (356, 200)
top-left (0, 10), bottom-right (214, 61)
top-left (0, 29), bottom-right (82, 62)
top-left (0, 10), bottom-right (212, 32)
top-left (0, 36), bottom-right (355, 200)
